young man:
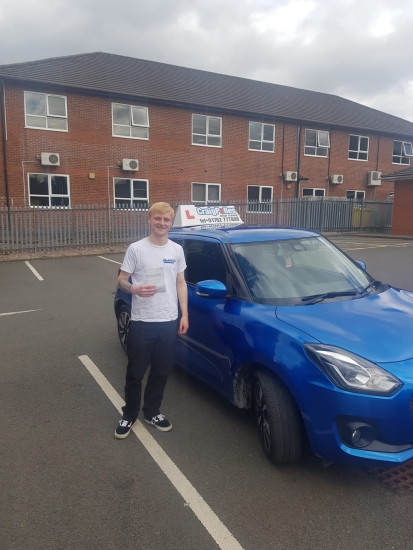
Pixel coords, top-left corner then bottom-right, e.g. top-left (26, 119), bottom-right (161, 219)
top-left (115, 202), bottom-right (188, 439)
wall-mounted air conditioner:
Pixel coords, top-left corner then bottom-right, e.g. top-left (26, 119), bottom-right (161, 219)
top-left (284, 171), bottom-right (298, 182)
top-left (367, 171), bottom-right (382, 186)
top-left (41, 153), bottom-right (60, 166)
top-left (330, 174), bottom-right (344, 184)
top-left (122, 158), bottom-right (139, 171)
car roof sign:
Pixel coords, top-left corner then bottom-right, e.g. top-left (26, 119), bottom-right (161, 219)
top-left (173, 205), bottom-right (243, 227)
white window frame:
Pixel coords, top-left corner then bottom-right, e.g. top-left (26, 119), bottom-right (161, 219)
top-left (191, 182), bottom-right (221, 204)
top-left (247, 185), bottom-right (273, 213)
top-left (346, 190), bottom-right (365, 200)
top-left (304, 129), bottom-right (330, 157)
top-left (302, 188), bottom-right (325, 197)
top-left (24, 91), bottom-right (68, 132)
top-left (28, 173), bottom-right (70, 208)
top-left (248, 122), bottom-right (275, 152)
top-left (112, 103), bottom-right (149, 140)
top-left (392, 140), bottom-right (413, 165)
top-left (348, 135), bottom-right (369, 161)
top-left (192, 114), bottom-right (222, 148)
top-left (113, 178), bottom-right (149, 209)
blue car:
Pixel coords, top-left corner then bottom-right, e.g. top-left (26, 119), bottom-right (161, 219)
top-left (114, 225), bottom-right (413, 468)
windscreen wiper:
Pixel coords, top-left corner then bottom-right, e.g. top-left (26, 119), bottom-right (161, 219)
top-left (301, 290), bottom-right (358, 305)
top-left (357, 280), bottom-right (380, 297)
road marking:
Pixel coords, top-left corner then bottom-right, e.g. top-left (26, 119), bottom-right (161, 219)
top-left (78, 355), bottom-right (244, 550)
top-left (24, 261), bottom-right (44, 281)
top-left (0, 309), bottom-right (41, 317)
top-left (342, 244), bottom-right (413, 251)
top-left (98, 256), bottom-right (122, 265)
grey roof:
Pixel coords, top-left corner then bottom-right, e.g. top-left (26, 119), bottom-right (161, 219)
top-left (381, 167), bottom-right (413, 181)
top-left (1, 52), bottom-right (413, 137)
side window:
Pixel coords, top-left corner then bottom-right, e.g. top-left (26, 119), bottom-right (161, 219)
top-left (184, 241), bottom-right (227, 285)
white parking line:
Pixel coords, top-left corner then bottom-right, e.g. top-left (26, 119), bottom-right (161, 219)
top-left (24, 261), bottom-right (44, 281)
top-left (98, 256), bottom-right (122, 265)
top-left (78, 355), bottom-right (244, 550)
top-left (0, 309), bottom-right (41, 317)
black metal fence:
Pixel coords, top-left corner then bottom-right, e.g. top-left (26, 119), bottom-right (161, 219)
top-left (0, 198), bottom-right (393, 253)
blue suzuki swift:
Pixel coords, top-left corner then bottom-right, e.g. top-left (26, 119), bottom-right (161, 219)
top-left (115, 224), bottom-right (413, 468)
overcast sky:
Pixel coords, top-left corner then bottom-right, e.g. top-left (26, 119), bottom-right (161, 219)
top-left (1, 0), bottom-right (413, 121)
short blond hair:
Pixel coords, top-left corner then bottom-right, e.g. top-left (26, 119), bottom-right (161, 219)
top-left (148, 202), bottom-right (175, 219)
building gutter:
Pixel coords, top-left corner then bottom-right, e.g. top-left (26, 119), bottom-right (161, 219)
top-left (0, 79), bottom-right (10, 209)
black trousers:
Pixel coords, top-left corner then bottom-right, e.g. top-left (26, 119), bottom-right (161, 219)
top-left (122, 319), bottom-right (178, 422)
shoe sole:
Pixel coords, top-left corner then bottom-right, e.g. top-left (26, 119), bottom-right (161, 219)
top-left (144, 419), bottom-right (172, 432)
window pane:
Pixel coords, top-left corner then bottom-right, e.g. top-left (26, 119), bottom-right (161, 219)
top-left (29, 174), bottom-right (48, 195)
top-left (348, 151), bottom-right (358, 159)
top-left (249, 140), bottom-right (261, 150)
top-left (185, 241), bottom-right (227, 285)
top-left (249, 122), bottom-right (262, 141)
top-left (261, 187), bottom-right (272, 200)
top-left (263, 125), bottom-right (274, 142)
top-left (401, 157), bottom-right (410, 164)
top-left (113, 104), bottom-right (130, 125)
top-left (346, 191), bottom-right (355, 199)
top-left (47, 117), bottom-right (67, 130)
top-left (30, 196), bottom-right (49, 206)
top-left (393, 141), bottom-right (402, 156)
top-left (305, 130), bottom-right (317, 147)
top-left (115, 198), bottom-right (131, 208)
top-left (356, 192), bottom-right (365, 199)
top-left (133, 180), bottom-right (148, 198)
top-left (51, 176), bottom-right (68, 195)
top-left (349, 135), bottom-right (359, 151)
top-left (208, 117), bottom-right (221, 136)
top-left (193, 115), bottom-right (207, 135)
top-left (114, 179), bottom-right (131, 198)
top-left (262, 141), bottom-right (274, 152)
top-left (318, 131), bottom-right (330, 147)
top-left (207, 185), bottom-right (220, 201)
top-left (360, 137), bottom-right (369, 151)
top-left (302, 188), bottom-right (314, 196)
top-left (304, 146), bottom-right (316, 156)
top-left (404, 142), bottom-right (413, 156)
top-left (51, 197), bottom-right (69, 207)
top-left (132, 200), bottom-right (148, 209)
top-left (359, 152), bottom-right (368, 160)
top-left (207, 135), bottom-right (221, 146)
top-left (131, 126), bottom-right (148, 139)
top-left (192, 183), bottom-right (206, 201)
top-left (193, 134), bottom-right (207, 145)
top-left (25, 92), bottom-right (46, 116)
top-left (113, 125), bottom-right (130, 137)
top-left (315, 189), bottom-right (325, 196)
top-left (316, 147), bottom-right (328, 157)
top-left (48, 95), bottom-right (66, 117)
top-left (26, 115), bottom-right (46, 128)
top-left (131, 106), bottom-right (148, 126)
top-left (248, 186), bottom-right (260, 200)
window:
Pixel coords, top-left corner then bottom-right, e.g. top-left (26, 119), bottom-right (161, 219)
top-left (346, 190), bottom-right (365, 200)
top-left (112, 103), bottom-right (149, 139)
top-left (192, 114), bottom-right (222, 147)
top-left (348, 135), bottom-right (369, 161)
top-left (302, 188), bottom-right (325, 197)
top-left (392, 140), bottom-right (413, 164)
top-left (185, 241), bottom-right (228, 286)
top-left (249, 122), bottom-right (275, 152)
top-left (24, 92), bottom-right (67, 131)
top-left (192, 182), bottom-right (221, 204)
top-left (28, 173), bottom-right (70, 207)
top-left (114, 178), bottom-right (149, 209)
top-left (247, 185), bottom-right (273, 212)
top-left (304, 129), bottom-right (330, 157)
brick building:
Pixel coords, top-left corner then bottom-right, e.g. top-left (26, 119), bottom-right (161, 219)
top-left (1, 52), bottom-right (413, 209)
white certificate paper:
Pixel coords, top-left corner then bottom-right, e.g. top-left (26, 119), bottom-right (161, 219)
top-left (144, 267), bottom-right (166, 293)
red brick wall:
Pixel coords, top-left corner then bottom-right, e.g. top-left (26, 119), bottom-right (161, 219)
top-left (1, 83), bottom-right (402, 207)
top-left (392, 180), bottom-right (413, 235)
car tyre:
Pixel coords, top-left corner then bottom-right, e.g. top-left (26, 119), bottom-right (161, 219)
top-left (117, 304), bottom-right (130, 355)
top-left (253, 369), bottom-right (302, 464)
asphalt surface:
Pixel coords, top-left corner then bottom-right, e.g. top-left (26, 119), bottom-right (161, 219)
top-left (1, 235), bottom-right (413, 550)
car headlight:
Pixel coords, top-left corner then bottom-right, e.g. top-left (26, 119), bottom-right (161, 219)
top-left (304, 344), bottom-right (402, 396)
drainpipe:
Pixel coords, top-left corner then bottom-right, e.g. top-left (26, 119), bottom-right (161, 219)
top-left (0, 80), bottom-right (11, 209)
top-left (295, 125), bottom-right (302, 198)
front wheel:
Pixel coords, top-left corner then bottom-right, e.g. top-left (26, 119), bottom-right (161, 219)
top-left (117, 304), bottom-right (130, 354)
top-left (253, 369), bottom-right (303, 464)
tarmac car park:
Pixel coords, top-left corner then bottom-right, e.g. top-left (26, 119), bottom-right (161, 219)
top-left (114, 205), bottom-right (413, 468)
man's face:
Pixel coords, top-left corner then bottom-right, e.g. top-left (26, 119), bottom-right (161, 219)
top-left (149, 210), bottom-right (174, 238)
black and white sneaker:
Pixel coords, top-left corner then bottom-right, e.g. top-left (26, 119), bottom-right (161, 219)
top-left (115, 418), bottom-right (135, 439)
top-left (144, 414), bottom-right (172, 432)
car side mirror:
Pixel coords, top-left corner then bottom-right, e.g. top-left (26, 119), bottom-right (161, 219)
top-left (195, 280), bottom-right (227, 299)
top-left (356, 260), bottom-right (366, 271)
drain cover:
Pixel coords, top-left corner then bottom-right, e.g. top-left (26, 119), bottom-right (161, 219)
top-left (368, 460), bottom-right (413, 494)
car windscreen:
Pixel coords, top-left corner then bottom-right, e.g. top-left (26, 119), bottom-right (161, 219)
top-left (232, 237), bottom-right (373, 305)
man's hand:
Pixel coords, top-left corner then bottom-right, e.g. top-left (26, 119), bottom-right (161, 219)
top-left (131, 284), bottom-right (158, 297)
top-left (178, 314), bottom-right (189, 335)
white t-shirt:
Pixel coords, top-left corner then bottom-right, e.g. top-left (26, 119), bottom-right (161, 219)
top-left (121, 238), bottom-right (186, 322)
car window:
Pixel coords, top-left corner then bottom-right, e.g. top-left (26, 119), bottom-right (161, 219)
top-left (184, 240), bottom-right (228, 285)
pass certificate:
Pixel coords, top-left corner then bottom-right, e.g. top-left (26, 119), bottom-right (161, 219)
top-left (144, 267), bottom-right (166, 293)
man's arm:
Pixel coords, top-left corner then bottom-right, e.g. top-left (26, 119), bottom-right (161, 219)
top-left (176, 271), bottom-right (189, 335)
top-left (118, 270), bottom-right (157, 297)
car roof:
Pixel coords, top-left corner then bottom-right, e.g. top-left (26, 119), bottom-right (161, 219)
top-left (169, 224), bottom-right (321, 244)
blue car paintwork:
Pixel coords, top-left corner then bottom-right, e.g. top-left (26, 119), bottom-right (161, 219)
top-left (114, 225), bottom-right (413, 467)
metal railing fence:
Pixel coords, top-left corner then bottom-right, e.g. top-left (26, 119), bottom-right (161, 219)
top-left (0, 198), bottom-right (393, 253)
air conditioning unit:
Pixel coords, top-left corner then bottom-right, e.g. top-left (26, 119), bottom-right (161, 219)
top-left (122, 158), bottom-right (139, 171)
top-left (367, 171), bottom-right (382, 186)
top-left (284, 171), bottom-right (298, 182)
top-left (41, 152), bottom-right (60, 166)
top-left (330, 174), bottom-right (344, 184)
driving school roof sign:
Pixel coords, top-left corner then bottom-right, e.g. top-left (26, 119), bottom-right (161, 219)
top-left (173, 205), bottom-right (243, 227)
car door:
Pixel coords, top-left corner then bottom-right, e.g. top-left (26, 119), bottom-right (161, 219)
top-left (175, 238), bottom-right (238, 394)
